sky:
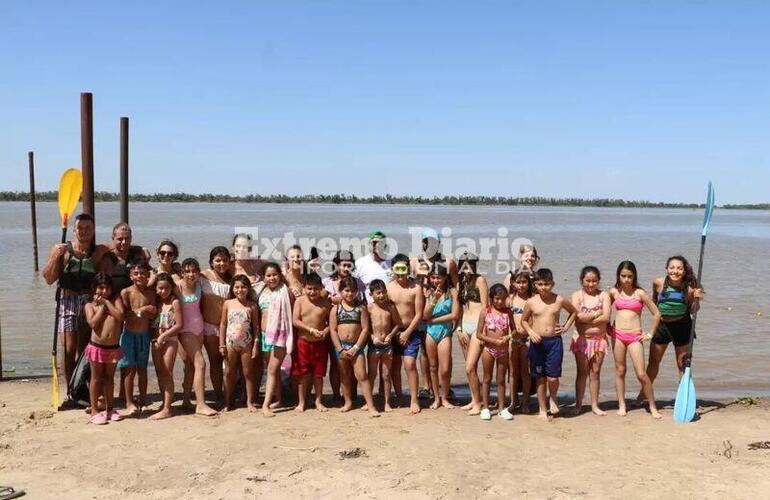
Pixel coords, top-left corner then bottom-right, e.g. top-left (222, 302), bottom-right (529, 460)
top-left (0, 1), bottom-right (768, 204)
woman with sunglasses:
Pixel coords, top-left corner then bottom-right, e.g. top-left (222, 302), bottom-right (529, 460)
top-left (149, 240), bottom-right (182, 287)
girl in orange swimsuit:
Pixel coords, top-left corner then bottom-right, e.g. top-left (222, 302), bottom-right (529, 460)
top-left (569, 266), bottom-right (611, 416)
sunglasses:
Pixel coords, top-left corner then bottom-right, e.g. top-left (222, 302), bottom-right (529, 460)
top-left (158, 250), bottom-right (176, 257)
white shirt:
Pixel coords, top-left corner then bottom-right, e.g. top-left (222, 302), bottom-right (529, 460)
top-left (354, 254), bottom-right (393, 302)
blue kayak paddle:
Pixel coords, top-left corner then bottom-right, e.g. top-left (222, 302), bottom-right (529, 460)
top-left (673, 181), bottom-right (715, 423)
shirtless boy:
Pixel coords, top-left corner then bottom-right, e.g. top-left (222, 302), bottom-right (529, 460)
top-left (367, 280), bottom-right (401, 412)
top-left (521, 268), bottom-right (578, 420)
top-left (119, 262), bottom-right (157, 415)
top-left (292, 273), bottom-right (332, 412)
top-left (386, 254), bottom-right (425, 414)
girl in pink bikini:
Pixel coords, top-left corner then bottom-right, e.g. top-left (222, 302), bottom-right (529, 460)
top-left (569, 266), bottom-right (611, 416)
top-left (477, 284), bottom-right (515, 421)
top-left (610, 261), bottom-right (662, 418)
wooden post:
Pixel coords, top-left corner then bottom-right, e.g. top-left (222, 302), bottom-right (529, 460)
top-left (29, 151), bottom-right (39, 272)
top-left (120, 117), bottom-right (129, 223)
top-left (80, 92), bottom-right (95, 225)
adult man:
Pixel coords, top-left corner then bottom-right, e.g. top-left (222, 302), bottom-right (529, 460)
top-left (354, 230), bottom-right (393, 302)
top-left (99, 222), bottom-right (151, 403)
top-left (42, 213), bottom-right (111, 399)
top-left (99, 222), bottom-right (151, 293)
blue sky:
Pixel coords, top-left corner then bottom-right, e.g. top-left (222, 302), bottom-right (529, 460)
top-left (1, 1), bottom-right (767, 203)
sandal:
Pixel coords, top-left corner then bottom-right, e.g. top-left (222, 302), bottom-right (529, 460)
top-left (89, 412), bottom-right (108, 425)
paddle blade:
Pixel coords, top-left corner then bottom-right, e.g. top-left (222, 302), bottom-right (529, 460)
top-left (51, 354), bottom-right (60, 410)
top-left (673, 367), bottom-right (697, 423)
top-left (58, 168), bottom-right (83, 227)
top-left (701, 181), bottom-right (715, 237)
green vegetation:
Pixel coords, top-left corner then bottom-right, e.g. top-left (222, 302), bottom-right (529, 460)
top-left (0, 191), bottom-right (764, 209)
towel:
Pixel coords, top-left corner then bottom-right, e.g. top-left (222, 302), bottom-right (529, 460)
top-left (264, 284), bottom-right (294, 354)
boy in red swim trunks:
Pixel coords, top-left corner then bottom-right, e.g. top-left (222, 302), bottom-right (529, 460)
top-left (292, 273), bottom-right (333, 412)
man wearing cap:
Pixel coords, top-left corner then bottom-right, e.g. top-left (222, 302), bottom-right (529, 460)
top-left (409, 228), bottom-right (459, 398)
top-left (410, 227), bottom-right (459, 288)
top-left (354, 231), bottom-right (393, 302)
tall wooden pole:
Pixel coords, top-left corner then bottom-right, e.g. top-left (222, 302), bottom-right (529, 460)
top-left (80, 92), bottom-right (95, 227)
top-left (28, 151), bottom-right (39, 271)
top-left (120, 117), bottom-right (129, 223)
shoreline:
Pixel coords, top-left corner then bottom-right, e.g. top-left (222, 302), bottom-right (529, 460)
top-left (2, 194), bottom-right (766, 209)
top-left (1, 378), bottom-right (769, 499)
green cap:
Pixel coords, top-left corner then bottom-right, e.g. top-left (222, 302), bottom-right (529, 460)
top-left (368, 230), bottom-right (386, 240)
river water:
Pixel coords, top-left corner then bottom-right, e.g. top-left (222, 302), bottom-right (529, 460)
top-left (1, 202), bottom-right (768, 399)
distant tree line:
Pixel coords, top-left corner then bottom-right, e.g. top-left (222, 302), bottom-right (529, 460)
top-left (0, 190), bottom-right (763, 209)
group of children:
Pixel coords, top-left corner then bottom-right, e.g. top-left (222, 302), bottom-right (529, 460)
top-left (80, 233), bottom-right (704, 424)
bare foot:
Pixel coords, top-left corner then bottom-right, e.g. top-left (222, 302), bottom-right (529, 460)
top-left (263, 408), bottom-right (275, 417)
top-left (384, 404), bottom-right (393, 412)
top-left (340, 403), bottom-right (353, 413)
top-left (650, 409), bottom-right (663, 419)
top-left (591, 406), bottom-right (607, 416)
top-left (126, 404), bottom-right (139, 417)
top-left (315, 401), bottom-right (329, 412)
top-left (617, 406), bottom-right (627, 416)
top-left (222, 406), bottom-right (231, 412)
top-left (429, 399), bottom-right (440, 410)
top-left (149, 408), bottom-right (173, 420)
top-left (269, 401), bottom-right (281, 410)
top-left (460, 401), bottom-right (474, 410)
top-left (467, 405), bottom-right (481, 416)
top-left (247, 404), bottom-right (258, 413)
top-left (361, 404), bottom-right (369, 411)
top-left (537, 410), bottom-right (551, 421)
top-left (441, 398), bottom-right (456, 409)
top-left (294, 404), bottom-right (305, 413)
top-left (409, 402), bottom-right (421, 414)
top-left (196, 404), bottom-right (218, 417)
top-left (369, 410), bottom-right (381, 418)
top-left (549, 400), bottom-right (560, 415)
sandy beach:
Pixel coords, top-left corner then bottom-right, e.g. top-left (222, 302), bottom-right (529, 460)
top-left (1, 378), bottom-right (768, 499)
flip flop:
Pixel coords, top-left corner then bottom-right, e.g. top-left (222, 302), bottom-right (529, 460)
top-left (1, 486), bottom-right (27, 499)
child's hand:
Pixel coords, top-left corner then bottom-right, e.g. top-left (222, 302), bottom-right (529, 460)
top-left (497, 337), bottom-right (508, 347)
top-left (251, 344), bottom-right (258, 359)
top-left (218, 344), bottom-right (227, 356)
top-left (457, 331), bottom-right (469, 349)
top-left (692, 288), bottom-right (705, 300)
top-left (399, 330), bottom-right (410, 345)
top-left (554, 324), bottom-right (566, 335)
top-left (641, 331), bottom-right (652, 341)
top-left (143, 305), bottom-right (157, 316)
top-left (529, 331), bottom-right (542, 343)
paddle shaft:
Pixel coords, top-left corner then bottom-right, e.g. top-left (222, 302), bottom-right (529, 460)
top-left (51, 227), bottom-right (68, 357)
top-left (683, 234), bottom-right (707, 367)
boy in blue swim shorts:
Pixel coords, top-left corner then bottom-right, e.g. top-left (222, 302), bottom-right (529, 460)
top-left (521, 269), bottom-right (578, 421)
top-left (119, 262), bottom-right (156, 416)
top-left (386, 255), bottom-right (425, 414)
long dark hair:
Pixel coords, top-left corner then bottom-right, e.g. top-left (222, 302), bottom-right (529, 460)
top-left (228, 274), bottom-right (256, 302)
top-left (615, 260), bottom-right (641, 290)
top-left (664, 255), bottom-right (698, 291)
top-left (509, 270), bottom-right (533, 297)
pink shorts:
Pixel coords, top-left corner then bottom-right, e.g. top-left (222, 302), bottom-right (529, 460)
top-left (610, 327), bottom-right (642, 346)
top-left (570, 335), bottom-right (609, 359)
top-left (484, 344), bottom-right (509, 360)
top-left (203, 322), bottom-right (219, 337)
top-left (85, 342), bottom-right (123, 364)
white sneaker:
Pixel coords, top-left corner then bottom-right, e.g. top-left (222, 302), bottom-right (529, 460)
top-left (499, 408), bottom-right (514, 420)
top-left (480, 408), bottom-right (492, 421)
